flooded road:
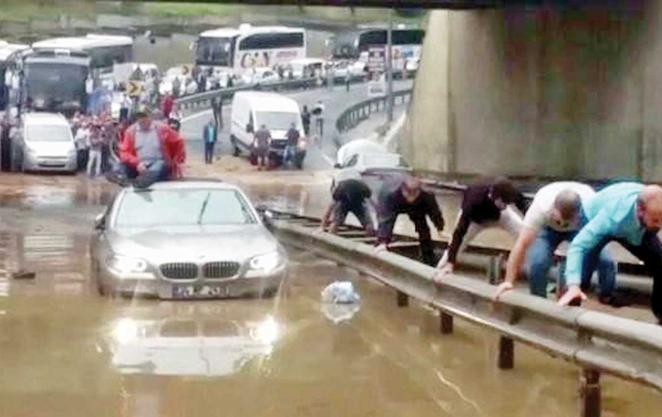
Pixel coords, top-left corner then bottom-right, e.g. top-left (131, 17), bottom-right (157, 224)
top-left (0, 174), bottom-right (661, 416)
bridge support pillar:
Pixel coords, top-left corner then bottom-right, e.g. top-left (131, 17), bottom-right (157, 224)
top-left (396, 290), bottom-right (409, 307)
top-left (439, 311), bottom-right (453, 334)
top-left (497, 336), bottom-right (514, 369)
top-left (580, 369), bottom-right (601, 417)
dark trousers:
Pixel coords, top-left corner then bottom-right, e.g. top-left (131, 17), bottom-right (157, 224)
top-left (617, 231), bottom-right (662, 321)
top-left (410, 214), bottom-right (436, 266)
top-left (77, 148), bottom-right (89, 172)
top-left (204, 142), bottom-right (215, 164)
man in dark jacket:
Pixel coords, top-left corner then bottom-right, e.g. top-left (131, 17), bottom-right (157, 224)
top-left (322, 176), bottom-right (375, 235)
top-left (435, 177), bottom-right (527, 280)
top-left (376, 176), bottom-right (445, 266)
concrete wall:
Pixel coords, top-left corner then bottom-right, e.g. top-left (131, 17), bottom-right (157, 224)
top-left (404, 3), bottom-right (662, 181)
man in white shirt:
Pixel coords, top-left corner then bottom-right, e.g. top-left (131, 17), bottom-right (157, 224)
top-left (494, 182), bottom-right (619, 305)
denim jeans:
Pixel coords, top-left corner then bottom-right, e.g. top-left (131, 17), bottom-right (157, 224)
top-left (113, 159), bottom-right (171, 185)
top-left (526, 227), bottom-right (616, 298)
top-left (283, 145), bottom-right (297, 166)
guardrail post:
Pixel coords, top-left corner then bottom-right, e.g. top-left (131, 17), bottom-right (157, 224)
top-left (440, 311), bottom-right (453, 334)
top-left (396, 290), bottom-right (409, 307)
top-left (487, 254), bottom-right (505, 285)
top-left (580, 369), bottom-right (601, 417)
top-left (498, 336), bottom-right (514, 369)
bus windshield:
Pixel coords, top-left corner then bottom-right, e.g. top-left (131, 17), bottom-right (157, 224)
top-left (24, 63), bottom-right (88, 111)
top-left (196, 37), bottom-right (234, 67)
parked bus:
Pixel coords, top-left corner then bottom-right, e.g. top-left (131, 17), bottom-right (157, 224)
top-left (21, 49), bottom-right (91, 114)
top-left (0, 41), bottom-right (29, 112)
top-left (195, 25), bottom-right (306, 74)
top-left (32, 34), bottom-right (133, 76)
top-left (333, 27), bottom-right (424, 71)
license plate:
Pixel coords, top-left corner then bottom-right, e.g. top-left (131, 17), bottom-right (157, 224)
top-left (172, 285), bottom-right (227, 299)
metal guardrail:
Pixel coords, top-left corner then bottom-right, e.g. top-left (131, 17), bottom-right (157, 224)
top-left (175, 74), bottom-right (368, 117)
top-left (271, 219), bottom-right (662, 417)
top-left (174, 77), bottom-right (320, 116)
top-left (335, 88), bottom-right (412, 133)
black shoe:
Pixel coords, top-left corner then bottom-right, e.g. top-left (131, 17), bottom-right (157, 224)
top-left (105, 171), bottom-right (130, 187)
top-left (598, 294), bottom-right (630, 308)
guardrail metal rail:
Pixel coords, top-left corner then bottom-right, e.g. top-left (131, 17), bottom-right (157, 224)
top-left (263, 208), bottom-right (662, 417)
top-left (335, 89), bottom-right (412, 133)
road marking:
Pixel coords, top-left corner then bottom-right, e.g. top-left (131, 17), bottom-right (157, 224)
top-left (181, 109), bottom-right (213, 124)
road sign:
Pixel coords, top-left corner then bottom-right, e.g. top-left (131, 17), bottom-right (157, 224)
top-left (367, 79), bottom-right (386, 97)
top-left (367, 46), bottom-right (386, 74)
top-left (127, 80), bottom-right (143, 97)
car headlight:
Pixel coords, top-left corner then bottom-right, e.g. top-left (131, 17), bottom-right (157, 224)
top-left (249, 251), bottom-right (282, 272)
top-left (107, 255), bottom-right (149, 275)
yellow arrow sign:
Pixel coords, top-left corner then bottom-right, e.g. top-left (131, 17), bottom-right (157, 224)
top-left (127, 80), bottom-right (144, 97)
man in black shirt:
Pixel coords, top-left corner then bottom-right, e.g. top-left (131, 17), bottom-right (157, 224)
top-left (283, 123), bottom-right (300, 168)
top-left (376, 177), bottom-right (445, 266)
top-left (435, 177), bottom-right (526, 280)
top-left (301, 106), bottom-right (311, 137)
top-left (322, 177), bottom-right (375, 235)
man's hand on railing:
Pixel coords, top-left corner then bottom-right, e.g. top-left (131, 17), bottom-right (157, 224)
top-left (493, 281), bottom-right (514, 301)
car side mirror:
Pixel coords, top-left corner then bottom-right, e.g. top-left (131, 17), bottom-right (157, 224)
top-left (333, 163), bottom-right (342, 169)
top-left (256, 204), bottom-right (273, 226)
top-left (94, 213), bottom-right (106, 231)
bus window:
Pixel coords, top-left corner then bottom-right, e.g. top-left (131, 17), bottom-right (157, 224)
top-left (238, 33), bottom-right (304, 50)
top-left (196, 37), bottom-right (234, 67)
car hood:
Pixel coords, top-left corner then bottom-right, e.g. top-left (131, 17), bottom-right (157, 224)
top-left (107, 224), bottom-right (280, 263)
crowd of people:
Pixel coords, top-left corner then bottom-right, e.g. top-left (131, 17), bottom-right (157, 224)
top-left (322, 174), bottom-right (662, 325)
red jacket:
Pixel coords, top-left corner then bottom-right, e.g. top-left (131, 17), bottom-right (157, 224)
top-left (120, 122), bottom-right (186, 178)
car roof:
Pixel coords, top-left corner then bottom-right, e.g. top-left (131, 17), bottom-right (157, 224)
top-left (234, 91), bottom-right (299, 113)
top-left (23, 112), bottom-right (69, 126)
top-left (122, 180), bottom-right (242, 193)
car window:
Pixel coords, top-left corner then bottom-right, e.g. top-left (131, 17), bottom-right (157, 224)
top-left (114, 189), bottom-right (257, 228)
top-left (345, 154), bottom-right (359, 167)
top-left (26, 124), bottom-right (71, 142)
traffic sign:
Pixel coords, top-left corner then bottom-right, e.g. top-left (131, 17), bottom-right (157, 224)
top-left (127, 80), bottom-right (143, 97)
top-left (367, 46), bottom-right (386, 74)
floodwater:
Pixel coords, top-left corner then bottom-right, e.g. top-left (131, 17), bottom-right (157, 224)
top-left (0, 174), bottom-right (661, 417)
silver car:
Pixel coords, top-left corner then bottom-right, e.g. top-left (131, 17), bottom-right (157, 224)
top-left (91, 180), bottom-right (287, 299)
top-left (12, 112), bottom-right (78, 173)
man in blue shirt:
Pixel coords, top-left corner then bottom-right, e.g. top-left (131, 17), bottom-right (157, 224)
top-left (559, 182), bottom-right (662, 322)
top-left (202, 120), bottom-right (217, 165)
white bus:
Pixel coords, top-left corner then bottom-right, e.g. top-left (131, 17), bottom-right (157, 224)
top-left (32, 34), bottom-right (133, 75)
top-left (334, 26), bottom-right (424, 72)
top-left (195, 25), bottom-right (306, 73)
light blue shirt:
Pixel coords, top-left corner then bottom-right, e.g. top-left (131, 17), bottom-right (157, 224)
top-left (565, 182), bottom-right (645, 286)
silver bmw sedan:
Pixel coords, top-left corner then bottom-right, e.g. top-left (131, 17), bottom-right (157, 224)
top-left (90, 180), bottom-right (287, 299)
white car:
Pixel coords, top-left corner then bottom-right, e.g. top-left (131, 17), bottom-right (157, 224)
top-left (11, 112), bottom-right (77, 173)
top-left (241, 67), bottom-right (280, 86)
top-left (334, 140), bottom-right (412, 188)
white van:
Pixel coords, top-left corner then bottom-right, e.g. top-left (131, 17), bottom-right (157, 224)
top-left (230, 91), bottom-right (304, 159)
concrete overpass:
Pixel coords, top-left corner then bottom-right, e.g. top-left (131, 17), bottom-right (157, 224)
top-left (403, 2), bottom-right (662, 182)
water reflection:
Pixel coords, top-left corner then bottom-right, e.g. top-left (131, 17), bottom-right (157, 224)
top-left (107, 313), bottom-right (283, 377)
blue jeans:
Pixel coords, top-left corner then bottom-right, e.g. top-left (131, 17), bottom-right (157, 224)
top-left (283, 145), bottom-right (297, 166)
top-left (113, 160), bottom-right (170, 182)
top-left (526, 227), bottom-right (616, 298)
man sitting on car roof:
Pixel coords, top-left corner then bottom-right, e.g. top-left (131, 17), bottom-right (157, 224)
top-left (107, 108), bottom-right (186, 188)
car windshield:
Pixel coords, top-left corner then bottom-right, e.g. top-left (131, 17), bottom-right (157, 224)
top-left (26, 125), bottom-right (72, 142)
top-left (256, 111), bottom-right (299, 131)
top-left (362, 153), bottom-right (409, 168)
top-left (115, 189), bottom-right (256, 227)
